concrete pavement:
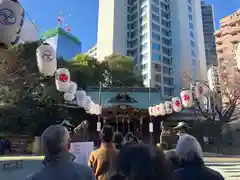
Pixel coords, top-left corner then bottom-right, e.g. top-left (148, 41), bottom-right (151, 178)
top-left (0, 155), bottom-right (240, 180)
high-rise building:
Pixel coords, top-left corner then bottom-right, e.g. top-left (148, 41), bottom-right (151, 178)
top-left (201, 1), bottom-right (217, 68)
top-left (41, 28), bottom-right (81, 61)
top-left (214, 9), bottom-right (240, 86)
top-left (95, 0), bottom-right (206, 97)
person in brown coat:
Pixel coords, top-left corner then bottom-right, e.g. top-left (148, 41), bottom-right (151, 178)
top-left (88, 125), bottom-right (119, 180)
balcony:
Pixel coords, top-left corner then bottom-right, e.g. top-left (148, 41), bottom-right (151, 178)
top-left (214, 29), bottom-right (221, 37)
top-left (215, 37), bottom-right (222, 44)
top-left (217, 53), bottom-right (224, 60)
top-left (229, 27), bottom-right (240, 34)
top-left (229, 34), bottom-right (240, 44)
top-left (216, 45), bottom-right (224, 52)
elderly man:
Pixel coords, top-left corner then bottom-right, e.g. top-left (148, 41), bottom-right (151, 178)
top-left (173, 134), bottom-right (224, 180)
top-left (25, 125), bottom-right (96, 180)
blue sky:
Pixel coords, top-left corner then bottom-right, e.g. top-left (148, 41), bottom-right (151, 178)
top-left (19, 0), bottom-right (239, 52)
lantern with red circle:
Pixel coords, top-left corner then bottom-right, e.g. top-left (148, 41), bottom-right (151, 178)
top-left (180, 90), bottom-right (193, 108)
top-left (172, 97), bottom-right (182, 112)
top-left (195, 82), bottom-right (205, 100)
top-left (55, 68), bottom-right (70, 92)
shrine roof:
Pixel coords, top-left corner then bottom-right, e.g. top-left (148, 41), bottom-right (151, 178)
top-left (85, 86), bottom-right (162, 109)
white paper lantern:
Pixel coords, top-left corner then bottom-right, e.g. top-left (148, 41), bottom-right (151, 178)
top-left (36, 43), bottom-right (57, 76)
top-left (207, 66), bottom-right (221, 94)
top-left (95, 104), bottom-right (102, 115)
top-left (164, 101), bottom-right (172, 115)
top-left (180, 90), bottom-right (193, 108)
top-left (151, 106), bottom-right (158, 117)
top-left (55, 68), bottom-right (70, 92)
top-left (195, 82), bottom-right (204, 99)
top-left (84, 96), bottom-right (92, 111)
top-left (67, 82), bottom-right (77, 94)
top-left (76, 90), bottom-right (86, 107)
top-left (63, 92), bottom-right (74, 101)
top-left (0, 0), bottom-right (24, 47)
top-left (159, 103), bottom-right (166, 116)
top-left (148, 106), bottom-right (153, 116)
top-left (171, 97), bottom-right (182, 112)
top-left (88, 101), bottom-right (96, 114)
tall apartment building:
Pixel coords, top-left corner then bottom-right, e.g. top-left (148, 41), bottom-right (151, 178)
top-left (96, 0), bottom-right (206, 97)
top-left (214, 9), bottom-right (240, 86)
top-left (201, 1), bottom-right (217, 68)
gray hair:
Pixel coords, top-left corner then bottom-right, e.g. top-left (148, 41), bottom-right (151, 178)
top-left (176, 134), bottom-right (203, 161)
top-left (41, 125), bottom-right (70, 155)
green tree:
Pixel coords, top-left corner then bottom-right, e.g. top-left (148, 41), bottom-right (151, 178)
top-left (68, 54), bottom-right (110, 88)
top-left (104, 53), bottom-right (143, 86)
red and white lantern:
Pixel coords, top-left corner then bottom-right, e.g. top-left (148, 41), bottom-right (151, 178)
top-left (76, 90), bottom-right (87, 107)
top-left (180, 90), bottom-right (193, 108)
top-left (159, 103), bottom-right (166, 116)
top-left (164, 101), bottom-right (172, 115)
top-left (55, 68), bottom-right (70, 92)
top-left (171, 97), bottom-right (182, 112)
top-left (36, 43), bottom-right (57, 76)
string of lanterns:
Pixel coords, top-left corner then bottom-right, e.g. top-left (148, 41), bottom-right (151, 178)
top-left (148, 82), bottom-right (207, 117)
top-left (37, 43), bottom-right (102, 115)
top-left (0, 0), bottom-right (102, 115)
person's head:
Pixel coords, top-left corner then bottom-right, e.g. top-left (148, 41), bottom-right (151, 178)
top-left (124, 132), bottom-right (134, 143)
top-left (176, 134), bottom-right (203, 163)
top-left (128, 136), bottom-right (138, 144)
top-left (100, 125), bottom-right (114, 143)
top-left (165, 150), bottom-right (179, 170)
top-left (111, 144), bottom-right (172, 180)
top-left (113, 132), bottom-right (123, 145)
top-left (41, 125), bottom-right (70, 155)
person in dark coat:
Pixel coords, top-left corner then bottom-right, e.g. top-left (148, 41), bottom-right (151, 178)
top-left (173, 134), bottom-right (224, 180)
top-left (113, 132), bottom-right (123, 150)
top-left (165, 149), bottom-right (180, 170)
top-left (25, 125), bottom-right (95, 180)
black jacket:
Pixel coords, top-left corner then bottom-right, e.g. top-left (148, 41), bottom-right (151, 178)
top-left (173, 158), bottom-right (224, 180)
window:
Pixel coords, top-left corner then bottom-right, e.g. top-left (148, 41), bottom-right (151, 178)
top-left (161, 19), bottom-right (171, 28)
top-left (152, 0), bottom-right (159, 5)
top-left (152, 23), bottom-right (160, 31)
top-left (162, 56), bottom-right (172, 65)
top-left (154, 64), bottom-right (161, 71)
top-left (143, 74), bottom-right (148, 80)
top-left (140, 53), bottom-right (148, 62)
top-left (190, 31), bottom-right (194, 38)
top-left (151, 5), bottom-right (159, 13)
top-left (140, 33), bottom-right (148, 42)
top-left (152, 32), bottom-right (161, 41)
top-left (140, 42), bottom-right (148, 52)
top-left (190, 40), bottom-right (195, 47)
top-left (152, 43), bottom-right (161, 51)
top-left (152, 13), bottom-right (160, 22)
top-left (188, 14), bottom-right (192, 21)
top-left (191, 49), bottom-right (196, 57)
top-left (163, 77), bottom-right (173, 85)
top-left (188, 0), bottom-right (192, 4)
top-left (189, 22), bottom-right (193, 29)
top-left (162, 28), bottom-right (171, 37)
top-left (188, 5), bottom-right (192, 13)
top-left (140, 23), bottom-right (148, 33)
top-left (162, 46), bottom-right (171, 56)
top-left (155, 74), bottom-right (161, 82)
top-left (162, 37), bottom-right (171, 46)
top-left (152, 53), bottom-right (161, 61)
top-left (164, 87), bottom-right (174, 95)
top-left (141, 63), bottom-right (148, 70)
top-left (161, 10), bottom-right (170, 19)
top-left (163, 66), bottom-right (172, 75)
top-left (191, 58), bottom-right (196, 65)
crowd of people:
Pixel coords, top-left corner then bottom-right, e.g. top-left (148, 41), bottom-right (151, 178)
top-left (25, 124), bottom-right (225, 180)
